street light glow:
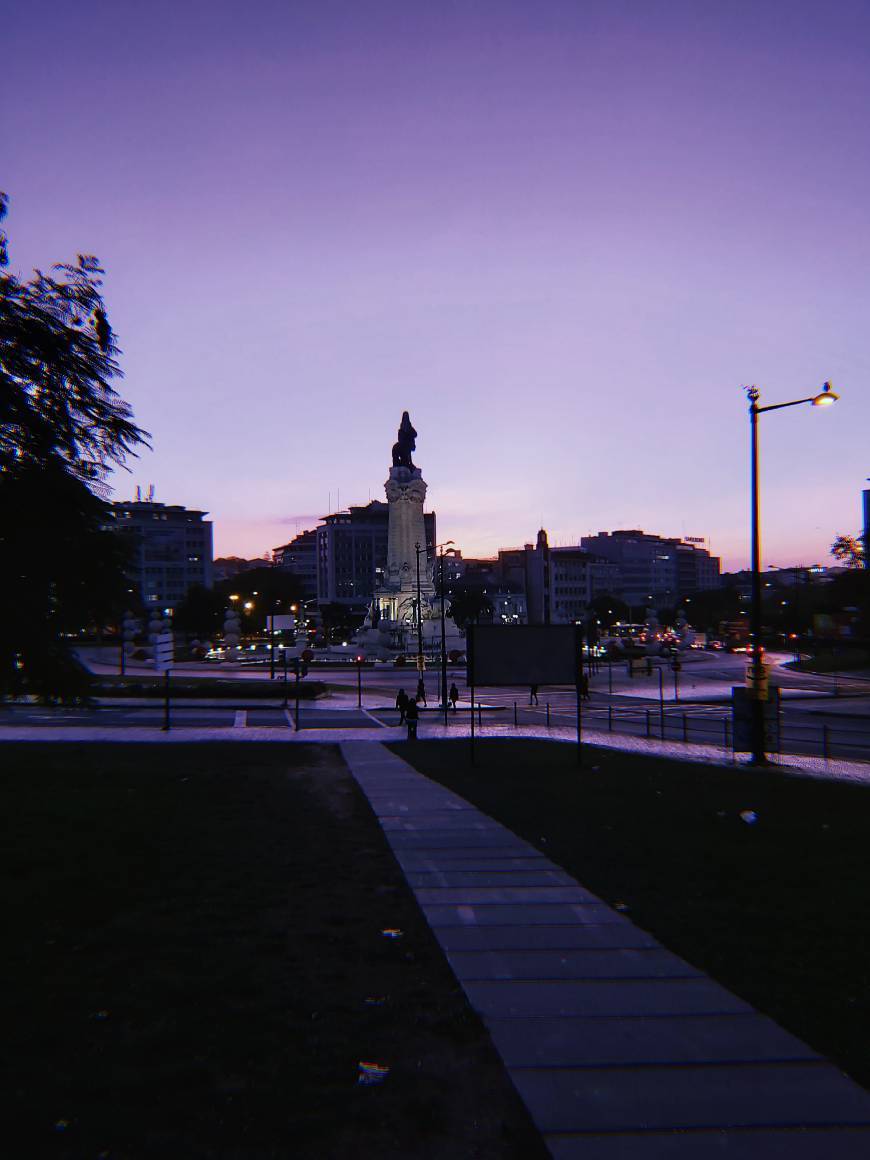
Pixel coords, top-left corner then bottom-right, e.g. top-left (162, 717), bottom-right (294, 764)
top-left (812, 381), bottom-right (838, 406)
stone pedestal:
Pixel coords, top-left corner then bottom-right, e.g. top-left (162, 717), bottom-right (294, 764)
top-left (382, 465), bottom-right (434, 599)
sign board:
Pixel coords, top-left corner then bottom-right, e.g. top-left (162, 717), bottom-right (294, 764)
top-left (154, 631), bottom-right (174, 673)
top-left (467, 625), bottom-right (581, 687)
top-left (732, 686), bottom-right (780, 752)
top-left (684, 536), bottom-right (706, 544)
top-left (270, 614), bottom-right (297, 631)
top-left (745, 658), bottom-right (769, 700)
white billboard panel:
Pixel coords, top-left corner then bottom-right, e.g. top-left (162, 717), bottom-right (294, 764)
top-left (270, 614), bottom-right (297, 631)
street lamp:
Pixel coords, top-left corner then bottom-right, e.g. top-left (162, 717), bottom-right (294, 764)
top-left (746, 381), bottom-right (839, 764)
top-left (414, 541), bottom-right (425, 681)
top-left (436, 540), bottom-right (455, 723)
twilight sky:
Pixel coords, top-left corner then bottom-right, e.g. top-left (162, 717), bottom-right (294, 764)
top-left (6, 0), bottom-right (868, 569)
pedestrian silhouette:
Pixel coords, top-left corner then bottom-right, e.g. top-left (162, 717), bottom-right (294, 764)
top-left (529, 684), bottom-right (539, 706)
top-left (449, 682), bottom-right (459, 711)
top-left (395, 687), bottom-right (408, 724)
top-left (416, 677), bottom-right (427, 706)
top-left (406, 696), bottom-right (419, 740)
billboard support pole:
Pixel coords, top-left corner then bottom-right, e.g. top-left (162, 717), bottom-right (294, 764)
top-left (468, 626), bottom-right (475, 767)
top-left (575, 624), bottom-right (583, 767)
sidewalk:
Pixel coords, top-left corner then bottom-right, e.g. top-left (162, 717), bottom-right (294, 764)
top-left (341, 740), bottom-right (870, 1157)
top-left (2, 715), bottom-right (869, 785)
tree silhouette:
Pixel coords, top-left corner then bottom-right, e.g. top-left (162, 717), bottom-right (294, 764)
top-left (0, 193), bottom-right (149, 700)
top-left (831, 534), bottom-right (865, 570)
top-left (447, 590), bottom-right (493, 629)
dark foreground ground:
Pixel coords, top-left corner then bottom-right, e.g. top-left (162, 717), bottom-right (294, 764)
top-left (391, 739), bottom-right (870, 1090)
top-left (2, 743), bottom-right (546, 1159)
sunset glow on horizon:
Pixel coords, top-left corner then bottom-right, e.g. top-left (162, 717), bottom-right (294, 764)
top-left (6, 0), bottom-right (868, 571)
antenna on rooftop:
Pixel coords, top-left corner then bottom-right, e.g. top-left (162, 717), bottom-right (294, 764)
top-left (147, 484), bottom-right (155, 503)
top-left (135, 485), bottom-right (141, 502)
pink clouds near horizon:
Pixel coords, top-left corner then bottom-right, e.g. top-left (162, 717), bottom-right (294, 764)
top-left (5, 0), bottom-right (867, 572)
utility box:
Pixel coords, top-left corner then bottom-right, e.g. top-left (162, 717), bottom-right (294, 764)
top-left (732, 686), bottom-right (780, 752)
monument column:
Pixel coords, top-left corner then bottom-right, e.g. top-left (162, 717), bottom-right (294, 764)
top-left (373, 411), bottom-right (434, 625)
top-left (385, 468), bottom-right (433, 594)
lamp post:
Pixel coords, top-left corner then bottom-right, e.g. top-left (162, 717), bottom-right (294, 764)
top-left (437, 541), bottom-right (455, 723)
top-left (746, 381), bottom-right (838, 764)
top-left (414, 541), bottom-right (425, 681)
top-left (269, 603), bottom-right (280, 680)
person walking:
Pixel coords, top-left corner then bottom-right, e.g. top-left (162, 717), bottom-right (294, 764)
top-left (405, 695), bottom-right (419, 741)
top-left (448, 682), bottom-right (459, 712)
top-left (395, 687), bottom-right (408, 724)
top-left (416, 677), bottom-right (427, 706)
top-left (581, 673), bottom-right (590, 700)
top-left (529, 683), bottom-right (539, 706)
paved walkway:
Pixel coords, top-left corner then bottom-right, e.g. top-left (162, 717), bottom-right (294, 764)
top-left (341, 740), bottom-right (870, 1157)
top-left (3, 716), bottom-right (869, 784)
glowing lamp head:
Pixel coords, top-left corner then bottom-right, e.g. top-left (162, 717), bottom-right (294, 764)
top-left (812, 381), bottom-right (838, 407)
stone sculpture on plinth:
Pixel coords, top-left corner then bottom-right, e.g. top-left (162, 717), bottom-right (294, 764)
top-left (352, 412), bottom-right (465, 661)
top-left (381, 411), bottom-right (434, 616)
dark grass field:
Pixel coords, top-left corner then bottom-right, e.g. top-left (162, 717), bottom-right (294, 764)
top-left (390, 738), bottom-right (870, 1090)
top-left (2, 743), bottom-right (546, 1159)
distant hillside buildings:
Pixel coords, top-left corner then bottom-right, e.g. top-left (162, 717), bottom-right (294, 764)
top-left (108, 499), bottom-right (213, 609)
top-left (212, 555), bottom-right (271, 583)
top-left (105, 489), bottom-right (721, 624)
top-left (272, 511), bottom-right (721, 625)
top-left (274, 501), bottom-right (435, 613)
top-left (580, 530), bottom-right (721, 607)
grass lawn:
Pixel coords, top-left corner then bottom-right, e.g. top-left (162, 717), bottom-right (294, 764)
top-left (793, 649), bottom-right (870, 676)
top-left (3, 743), bottom-right (545, 1159)
top-left (390, 739), bottom-right (870, 1090)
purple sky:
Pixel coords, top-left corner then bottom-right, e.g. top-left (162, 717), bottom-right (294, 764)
top-left (6, 0), bottom-right (868, 570)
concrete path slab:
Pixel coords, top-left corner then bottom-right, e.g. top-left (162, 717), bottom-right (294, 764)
top-left (404, 870), bottom-right (577, 887)
top-left (485, 1011), bottom-right (819, 1068)
top-left (414, 885), bottom-right (600, 904)
top-left (393, 853), bottom-right (553, 872)
top-left (464, 977), bottom-right (753, 1018)
top-left (547, 1128), bottom-right (870, 1160)
top-left (340, 740), bottom-right (870, 1157)
top-left (511, 1061), bottom-right (870, 1133)
top-left (445, 947), bottom-right (702, 981)
top-left (422, 902), bottom-right (630, 926)
top-left (434, 923), bottom-right (662, 952)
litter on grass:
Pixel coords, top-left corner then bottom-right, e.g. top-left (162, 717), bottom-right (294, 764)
top-left (739, 810), bottom-right (759, 825)
top-left (612, 901), bottom-right (629, 912)
top-left (358, 1061), bottom-right (390, 1085)
top-left (364, 996), bottom-right (387, 1006)
top-left (381, 928), bottom-right (403, 939)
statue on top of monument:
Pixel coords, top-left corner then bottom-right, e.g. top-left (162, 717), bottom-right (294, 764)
top-left (391, 411), bottom-right (418, 470)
